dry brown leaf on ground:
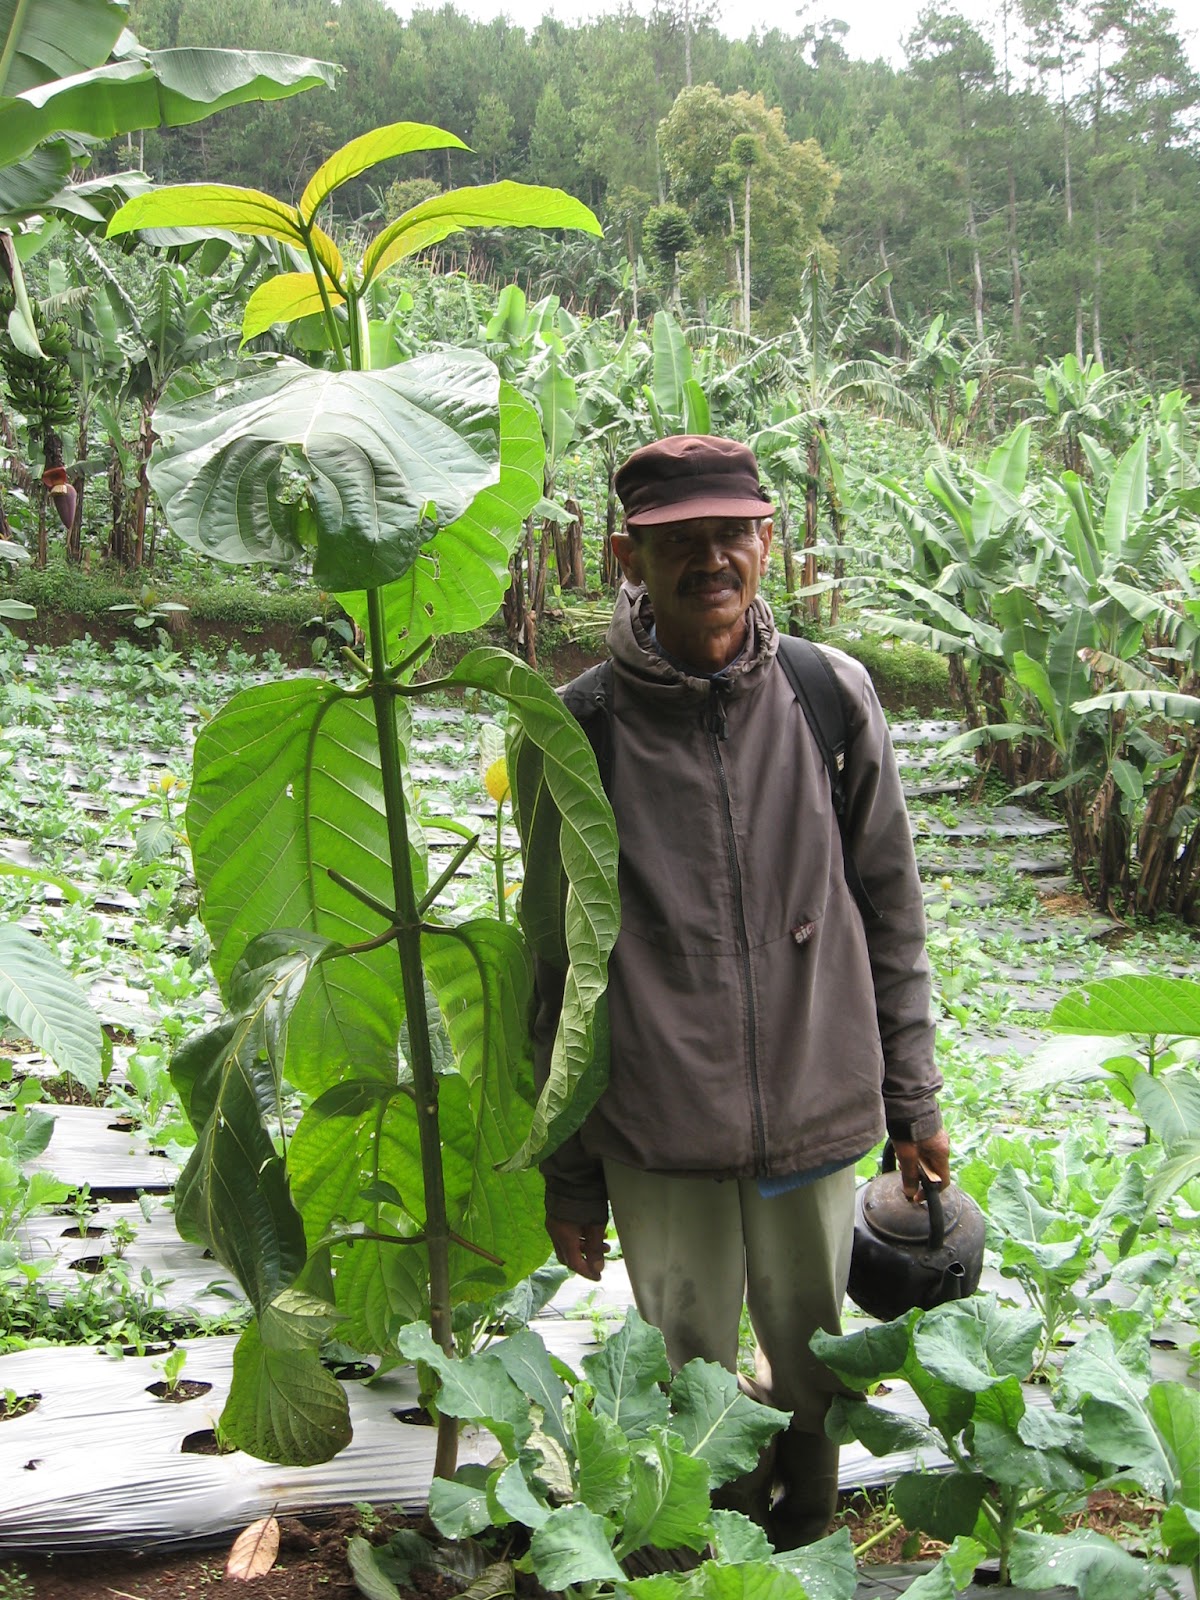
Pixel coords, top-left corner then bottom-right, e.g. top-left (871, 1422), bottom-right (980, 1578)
top-left (226, 1515), bottom-right (281, 1580)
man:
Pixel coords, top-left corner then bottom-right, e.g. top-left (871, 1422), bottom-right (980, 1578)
top-left (536, 434), bottom-right (949, 1549)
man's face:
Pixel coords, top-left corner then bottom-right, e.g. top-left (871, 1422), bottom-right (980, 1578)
top-left (612, 516), bottom-right (773, 665)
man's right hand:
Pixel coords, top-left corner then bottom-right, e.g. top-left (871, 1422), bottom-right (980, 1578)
top-left (547, 1217), bottom-right (609, 1281)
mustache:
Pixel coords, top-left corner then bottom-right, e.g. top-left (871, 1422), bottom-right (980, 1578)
top-left (680, 574), bottom-right (740, 595)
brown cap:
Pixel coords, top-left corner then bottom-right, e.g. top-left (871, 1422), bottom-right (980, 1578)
top-left (615, 434), bottom-right (774, 527)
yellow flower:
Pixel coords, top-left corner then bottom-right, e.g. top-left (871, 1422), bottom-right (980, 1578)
top-left (484, 757), bottom-right (510, 805)
top-left (939, 875), bottom-right (954, 893)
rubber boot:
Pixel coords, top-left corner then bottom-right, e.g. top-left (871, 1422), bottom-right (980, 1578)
top-left (710, 1437), bottom-right (776, 1530)
top-left (766, 1429), bottom-right (839, 1551)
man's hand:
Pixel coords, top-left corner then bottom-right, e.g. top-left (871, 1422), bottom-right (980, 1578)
top-left (547, 1217), bottom-right (609, 1281)
top-left (892, 1128), bottom-right (952, 1202)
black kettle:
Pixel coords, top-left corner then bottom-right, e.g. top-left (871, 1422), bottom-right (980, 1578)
top-left (847, 1142), bottom-right (986, 1322)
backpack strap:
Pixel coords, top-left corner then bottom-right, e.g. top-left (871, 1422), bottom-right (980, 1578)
top-left (776, 634), bottom-right (882, 924)
top-left (561, 660), bottom-right (615, 795)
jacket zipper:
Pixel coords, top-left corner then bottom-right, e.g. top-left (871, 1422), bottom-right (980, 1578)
top-left (705, 684), bottom-right (767, 1173)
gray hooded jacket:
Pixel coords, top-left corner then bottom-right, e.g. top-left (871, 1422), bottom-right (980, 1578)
top-left (538, 584), bottom-right (940, 1224)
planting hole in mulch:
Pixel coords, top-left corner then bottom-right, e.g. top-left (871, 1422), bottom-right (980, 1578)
top-left (106, 1116), bottom-right (136, 1131)
top-left (391, 1406), bottom-right (435, 1426)
top-left (66, 1254), bottom-right (110, 1274)
top-left (0, 1391), bottom-right (41, 1421)
top-left (145, 1379), bottom-right (213, 1402)
top-left (322, 1359), bottom-right (376, 1380)
top-left (59, 1223), bottom-right (105, 1239)
top-left (122, 1341), bottom-right (175, 1357)
top-left (180, 1427), bottom-right (239, 1455)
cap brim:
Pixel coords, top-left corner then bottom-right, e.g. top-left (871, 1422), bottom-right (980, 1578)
top-left (626, 495), bottom-right (775, 527)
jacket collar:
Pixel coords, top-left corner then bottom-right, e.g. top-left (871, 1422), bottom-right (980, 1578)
top-left (607, 581), bottom-right (779, 700)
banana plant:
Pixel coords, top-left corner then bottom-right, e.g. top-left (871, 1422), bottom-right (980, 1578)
top-left (106, 126), bottom-right (619, 1474)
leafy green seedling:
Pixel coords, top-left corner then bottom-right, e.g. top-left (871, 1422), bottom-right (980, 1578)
top-left (814, 1296), bottom-right (1174, 1595)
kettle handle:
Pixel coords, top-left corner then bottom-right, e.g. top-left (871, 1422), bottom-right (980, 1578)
top-left (880, 1140), bottom-right (946, 1251)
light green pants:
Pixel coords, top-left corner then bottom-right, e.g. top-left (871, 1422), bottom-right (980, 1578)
top-left (604, 1160), bottom-right (856, 1543)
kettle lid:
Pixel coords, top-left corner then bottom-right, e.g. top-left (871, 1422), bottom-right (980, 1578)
top-left (859, 1170), bottom-right (964, 1245)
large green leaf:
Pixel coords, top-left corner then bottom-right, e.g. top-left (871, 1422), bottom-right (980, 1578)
top-left (427, 1467), bottom-right (494, 1539)
top-left (890, 1471), bottom-right (987, 1543)
top-left (398, 1322), bottom-right (532, 1456)
top-left (0, 922), bottom-right (102, 1090)
top-left (891, 1540), bottom-right (988, 1600)
top-left (1135, 1068), bottom-right (1200, 1146)
top-left (299, 121), bottom-right (467, 224)
top-left (241, 271), bottom-right (337, 344)
top-left (528, 1503), bottom-right (625, 1588)
top-left (170, 935), bottom-right (327, 1313)
top-left (1049, 976), bottom-right (1200, 1039)
top-left (1148, 1382), bottom-right (1200, 1505)
top-left (626, 1561), bottom-right (811, 1600)
top-left (1100, 434), bottom-right (1149, 559)
top-left (361, 181), bottom-right (601, 286)
top-left (912, 1298), bottom-right (1042, 1392)
top-left (290, 1072), bottom-right (545, 1343)
top-left (449, 649), bottom-right (619, 1167)
top-left (809, 1315), bottom-right (913, 1387)
top-left (823, 1395), bottom-right (940, 1457)
top-left (614, 1435), bottom-right (712, 1557)
top-left (535, 347), bottom-right (578, 470)
top-left (652, 310), bottom-right (690, 421)
top-left (567, 1398), bottom-right (632, 1515)
top-left (4, 48), bottom-right (336, 173)
top-left (340, 383), bottom-right (542, 656)
top-left (582, 1308), bottom-right (671, 1441)
top-left (148, 350), bottom-right (502, 591)
top-left (223, 1296), bottom-right (352, 1464)
top-left (187, 679), bottom-right (418, 1090)
top-left (109, 182), bottom-right (343, 280)
top-left (1060, 1330), bottom-right (1170, 1494)
top-left (1008, 1531), bottom-right (1163, 1600)
top-left (771, 1528), bottom-right (859, 1600)
top-left (669, 1359), bottom-right (791, 1487)
top-left (288, 1080), bottom-right (427, 1346)
top-left (1046, 609), bottom-right (1099, 746)
top-left (970, 1380), bottom-right (1085, 1495)
top-left (987, 1164), bottom-right (1058, 1241)
top-left (1071, 689), bottom-right (1200, 720)
top-left (421, 915), bottom-right (540, 1167)
top-left (490, 1329), bottom-right (571, 1451)
top-left (0, 0), bottom-right (124, 96)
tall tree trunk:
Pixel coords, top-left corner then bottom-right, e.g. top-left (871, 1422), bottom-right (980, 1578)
top-left (742, 170), bottom-right (752, 332)
top-left (603, 455), bottom-right (620, 590)
top-left (780, 509), bottom-right (796, 628)
top-left (565, 496), bottom-right (586, 590)
top-left (965, 181), bottom-right (984, 340)
top-left (1007, 161), bottom-right (1022, 345)
top-left (878, 234), bottom-right (900, 355)
top-left (67, 414), bottom-right (86, 564)
top-left (803, 431), bottom-right (821, 623)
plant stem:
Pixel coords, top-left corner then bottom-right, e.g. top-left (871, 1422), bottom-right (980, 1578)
top-left (494, 804), bottom-right (507, 922)
top-left (297, 221), bottom-right (348, 372)
top-left (853, 1515), bottom-right (905, 1558)
top-left (365, 585), bottom-right (458, 1482)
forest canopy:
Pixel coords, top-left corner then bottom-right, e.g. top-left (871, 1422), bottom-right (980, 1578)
top-left (101, 0), bottom-right (1200, 376)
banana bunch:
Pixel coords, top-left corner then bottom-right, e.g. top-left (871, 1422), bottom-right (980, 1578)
top-left (0, 294), bottom-right (75, 443)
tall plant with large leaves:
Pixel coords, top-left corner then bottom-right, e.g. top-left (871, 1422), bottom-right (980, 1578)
top-left (869, 425), bottom-right (1200, 916)
top-left (107, 127), bottom-right (619, 1474)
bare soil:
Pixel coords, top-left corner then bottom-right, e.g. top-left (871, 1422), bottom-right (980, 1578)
top-left (832, 1487), bottom-right (1161, 1566)
top-left (7, 1506), bottom-right (457, 1600)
